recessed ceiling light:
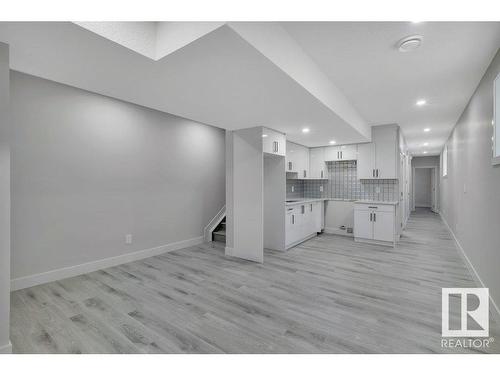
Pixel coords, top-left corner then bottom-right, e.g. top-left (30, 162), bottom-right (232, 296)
top-left (424, 128), bottom-right (431, 132)
top-left (302, 128), bottom-right (310, 133)
top-left (329, 140), bottom-right (336, 144)
top-left (397, 35), bottom-right (423, 52)
top-left (262, 134), bottom-right (268, 138)
top-left (423, 151), bottom-right (428, 154)
top-left (416, 99), bottom-right (427, 106)
top-left (423, 142), bottom-right (429, 146)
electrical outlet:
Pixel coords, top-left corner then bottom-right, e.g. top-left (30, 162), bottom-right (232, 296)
top-left (291, 185), bottom-right (295, 192)
top-left (375, 186), bottom-right (381, 194)
top-left (319, 185), bottom-right (323, 192)
top-left (125, 234), bottom-right (132, 244)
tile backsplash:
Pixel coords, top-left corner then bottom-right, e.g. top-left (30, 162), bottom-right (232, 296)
top-left (287, 160), bottom-right (398, 202)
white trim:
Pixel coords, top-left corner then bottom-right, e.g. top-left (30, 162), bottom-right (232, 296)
top-left (10, 236), bottom-right (203, 291)
top-left (492, 155), bottom-right (500, 166)
top-left (0, 341), bottom-right (12, 354)
top-left (440, 212), bottom-right (500, 326)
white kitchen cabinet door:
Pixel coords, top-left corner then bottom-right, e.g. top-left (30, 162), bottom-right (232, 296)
top-left (354, 210), bottom-right (373, 239)
top-left (372, 211), bottom-right (394, 242)
top-left (339, 144), bottom-right (357, 160)
top-left (373, 126), bottom-right (397, 179)
top-left (357, 143), bottom-right (375, 179)
top-left (313, 202), bottom-right (323, 232)
top-left (286, 141), bottom-right (299, 172)
top-left (296, 144), bottom-right (309, 178)
top-left (262, 128), bottom-right (286, 156)
top-left (309, 147), bottom-right (326, 179)
top-left (324, 146), bottom-right (340, 161)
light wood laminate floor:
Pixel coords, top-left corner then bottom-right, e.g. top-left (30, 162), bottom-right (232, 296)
top-left (10, 208), bottom-right (500, 353)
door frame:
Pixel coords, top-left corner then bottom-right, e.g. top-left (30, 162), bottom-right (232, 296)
top-left (412, 166), bottom-right (438, 213)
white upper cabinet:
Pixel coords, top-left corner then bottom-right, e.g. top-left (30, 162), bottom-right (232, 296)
top-left (373, 126), bottom-right (398, 179)
top-left (262, 127), bottom-right (286, 156)
top-left (338, 144), bottom-right (357, 160)
top-left (309, 147), bottom-right (326, 179)
top-left (286, 141), bottom-right (309, 178)
top-left (357, 125), bottom-right (399, 179)
top-left (324, 144), bottom-right (357, 161)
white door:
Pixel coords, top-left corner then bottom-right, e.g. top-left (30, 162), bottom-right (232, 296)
top-left (372, 211), bottom-right (394, 242)
top-left (296, 145), bottom-right (309, 178)
top-left (339, 144), bottom-right (357, 160)
top-left (324, 146), bottom-right (340, 161)
top-left (356, 143), bottom-right (375, 179)
top-left (309, 148), bottom-right (326, 179)
top-left (374, 126), bottom-right (397, 179)
top-left (354, 210), bottom-right (373, 239)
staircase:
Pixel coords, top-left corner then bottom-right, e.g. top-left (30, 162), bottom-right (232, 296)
top-left (212, 218), bottom-right (226, 244)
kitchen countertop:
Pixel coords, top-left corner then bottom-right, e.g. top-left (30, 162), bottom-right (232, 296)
top-left (354, 200), bottom-right (399, 205)
top-left (285, 198), bottom-right (327, 206)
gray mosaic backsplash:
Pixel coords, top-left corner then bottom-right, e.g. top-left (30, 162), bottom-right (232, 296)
top-left (287, 160), bottom-right (398, 202)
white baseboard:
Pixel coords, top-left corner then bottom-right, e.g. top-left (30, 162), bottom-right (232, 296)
top-left (439, 212), bottom-right (500, 326)
top-left (0, 341), bottom-right (12, 354)
top-left (10, 236), bottom-right (204, 291)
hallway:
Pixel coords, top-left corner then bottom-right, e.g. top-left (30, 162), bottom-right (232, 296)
top-left (9, 208), bottom-right (500, 353)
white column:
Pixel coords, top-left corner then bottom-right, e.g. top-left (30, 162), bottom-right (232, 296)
top-left (0, 42), bottom-right (11, 354)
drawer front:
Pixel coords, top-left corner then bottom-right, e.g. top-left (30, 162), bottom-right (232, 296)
top-left (354, 203), bottom-right (394, 213)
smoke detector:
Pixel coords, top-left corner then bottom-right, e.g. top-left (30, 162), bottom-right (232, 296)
top-left (397, 35), bottom-right (423, 52)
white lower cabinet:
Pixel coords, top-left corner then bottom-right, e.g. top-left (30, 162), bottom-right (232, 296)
top-left (285, 201), bottom-right (323, 249)
top-left (353, 202), bottom-right (397, 246)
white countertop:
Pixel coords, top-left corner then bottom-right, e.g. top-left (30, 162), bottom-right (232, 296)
top-left (354, 200), bottom-right (399, 205)
top-left (285, 198), bottom-right (327, 206)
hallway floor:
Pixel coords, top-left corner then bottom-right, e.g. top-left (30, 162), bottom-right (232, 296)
top-left (10, 208), bottom-right (500, 353)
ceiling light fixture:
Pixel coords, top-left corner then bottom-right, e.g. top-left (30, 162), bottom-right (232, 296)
top-left (302, 128), bottom-right (310, 133)
top-left (424, 128), bottom-right (431, 132)
top-left (423, 151), bottom-right (428, 154)
top-left (397, 35), bottom-right (423, 52)
top-left (416, 99), bottom-right (427, 106)
top-left (423, 142), bottom-right (429, 146)
top-left (262, 134), bottom-right (268, 138)
top-left (329, 140), bottom-right (336, 144)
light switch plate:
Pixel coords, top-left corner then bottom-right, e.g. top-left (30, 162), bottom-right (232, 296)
top-left (291, 186), bottom-right (295, 192)
top-left (319, 185), bottom-right (323, 192)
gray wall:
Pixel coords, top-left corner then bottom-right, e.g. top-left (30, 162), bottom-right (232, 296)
top-left (439, 49), bottom-right (500, 316)
top-left (414, 168), bottom-right (431, 207)
top-left (10, 71), bottom-right (225, 280)
top-left (0, 43), bottom-right (11, 352)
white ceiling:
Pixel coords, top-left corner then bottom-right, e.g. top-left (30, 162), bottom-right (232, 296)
top-left (1, 21), bottom-right (499, 154)
top-left (0, 22), bottom-right (369, 147)
top-left (283, 22), bottom-right (500, 155)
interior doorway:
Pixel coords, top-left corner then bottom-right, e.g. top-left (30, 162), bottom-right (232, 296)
top-left (412, 166), bottom-right (438, 213)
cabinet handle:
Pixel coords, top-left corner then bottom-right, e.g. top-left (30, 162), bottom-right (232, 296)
top-left (368, 206), bottom-right (378, 209)
top-left (370, 213), bottom-right (373, 222)
top-left (374, 213), bottom-right (376, 222)
top-left (303, 170), bottom-right (306, 178)
top-left (376, 169), bottom-right (379, 178)
top-left (288, 161), bottom-right (292, 171)
top-left (372, 169), bottom-right (375, 177)
top-left (301, 205), bottom-right (305, 214)
top-left (310, 204), bottom-right (313, 212)
top-left (321, 170), bottom-right (324, 178)
top-left (340, 151), bottom-right (343, 159)
top-left (292, 215), bottom-right (295, 224)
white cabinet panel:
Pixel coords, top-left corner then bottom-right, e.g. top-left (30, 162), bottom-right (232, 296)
top-left (354, 210), bottom-right (373, 239)
top-left (286, 141), bottom-right (299, 172)
top-left (339, 144), bottom-right (357, 160)
top-left (309, 147), bottom-right (326, 179)
top-left (262, 128), bottom-right (286, 156)
top-left (373, 126), bottom-right (397, 179)
top-left (357, 143), bottom-right (375, 179)
top-left (373, 211), bottom-right (394, 242)
top-left (324, 146), bottom-right (340, 161)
